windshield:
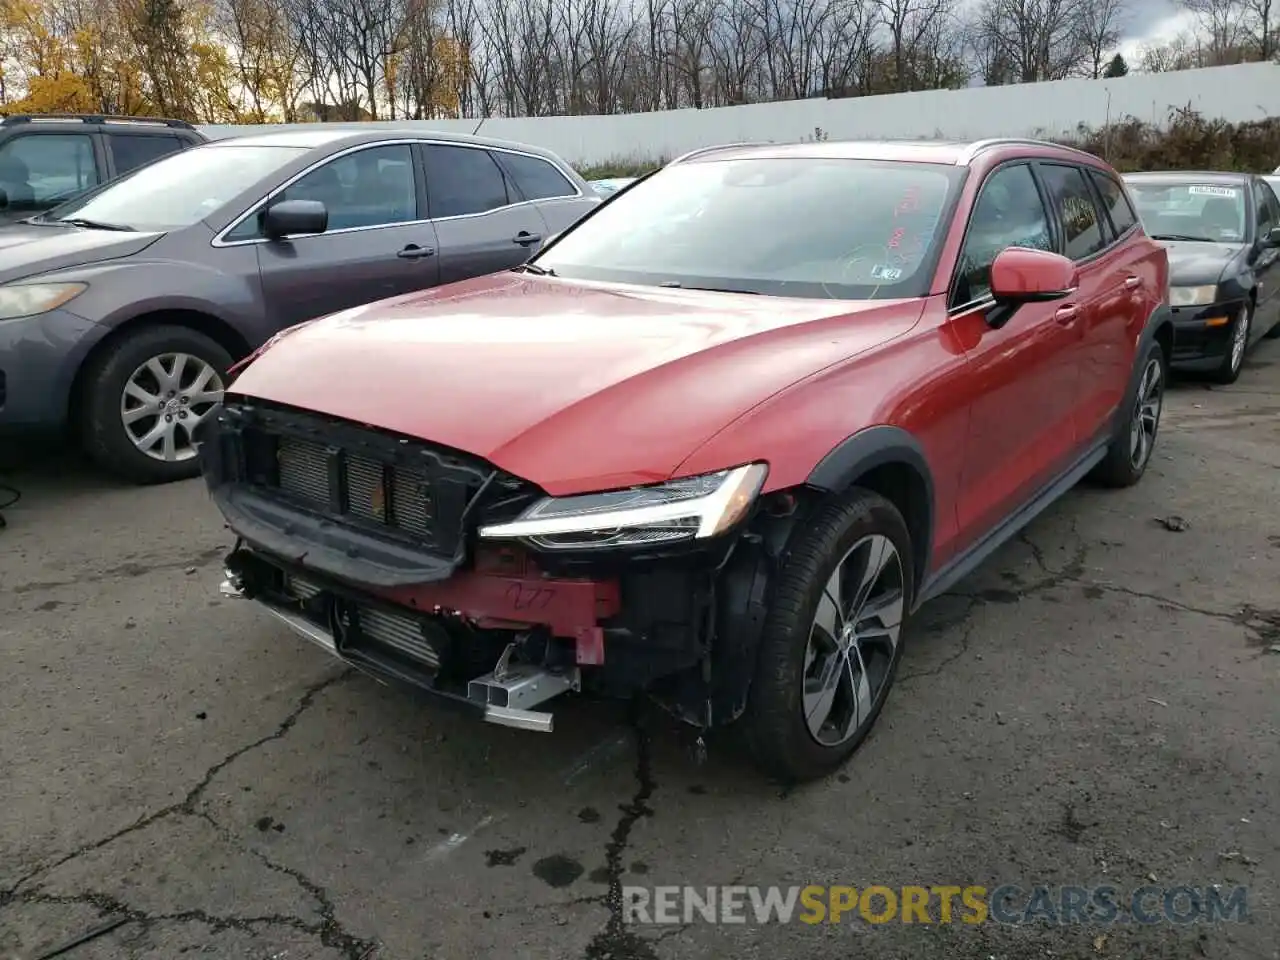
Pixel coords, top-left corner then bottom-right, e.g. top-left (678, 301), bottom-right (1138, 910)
top-left (534, 157), bottom-right (962, 299)
top-left (1126, 180), bottom-right (1247, 243)
top-left (44, 144), bottom-right (308, 232)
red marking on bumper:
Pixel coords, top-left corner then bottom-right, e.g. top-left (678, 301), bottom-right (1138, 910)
top-left (374, 570), bottom-right (621, 643)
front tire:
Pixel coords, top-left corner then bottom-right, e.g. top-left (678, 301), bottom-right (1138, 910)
top-left (741, 488), bottom-right (913, 783)
top-left (1093, 340), bottom-right (1166, 488)
top-left (80, 325), bottom-right (231, 484)
top-left (1210, 303), bottom-right (1251, 384)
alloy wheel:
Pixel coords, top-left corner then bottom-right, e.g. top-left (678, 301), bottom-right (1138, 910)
top-left (1229, 307), bottom-right (1250, 373)
top-left (1129, 354), bottom-right (1163, 470)
top-left (121, 352), bottom-right (225, 463)
top-left (802, 534), bottom-right (906, 747)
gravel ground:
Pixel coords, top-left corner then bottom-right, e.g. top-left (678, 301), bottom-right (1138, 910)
top-left (1, 341), bottom-right (1278, 960)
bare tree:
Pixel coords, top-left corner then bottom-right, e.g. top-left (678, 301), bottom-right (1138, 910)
top-left (1237, 0), bottom-right (1276, 58)
top-left (973, 0), bottom-right (1091, 83)
top-left (875, 0), bottom-right (953, 91)
top-left (1075, 0), bottom-right (1128, 77)
top-left (1177, 0), bottom-right (1250, 64)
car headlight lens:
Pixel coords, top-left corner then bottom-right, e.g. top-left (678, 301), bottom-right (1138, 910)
top-left (1168, 284), bottom-right (1217, 307)
top-left (478, 463), bottom-right (769, 550)
top-left (0, 282), bottom-right (88, 320)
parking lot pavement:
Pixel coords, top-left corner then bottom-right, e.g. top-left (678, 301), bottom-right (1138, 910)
top-left (2, 344), bottom-right (1278, 960)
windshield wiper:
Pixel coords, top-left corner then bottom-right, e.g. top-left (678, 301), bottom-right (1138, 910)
top-left (658, 281), bottom-right (760, 294)
top-left (1149, 233), bottom-right (1215, 242)
top-left (53, 217), bottom-right (135, 232)
top-left (513, 262), bottom-right (555, 276)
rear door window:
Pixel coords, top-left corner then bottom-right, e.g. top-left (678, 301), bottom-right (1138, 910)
top-left (423, 144), bottom-right (511, 218)
top-left (1038, 164), bottom-right (1108, 260)
top-left (109, 134), bottom-right (185, 175)
top-left (1088, 170), bottom-right (1139, 237)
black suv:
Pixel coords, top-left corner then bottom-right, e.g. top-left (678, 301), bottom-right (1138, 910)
top-left (0, 114), bottom-right (206, 223)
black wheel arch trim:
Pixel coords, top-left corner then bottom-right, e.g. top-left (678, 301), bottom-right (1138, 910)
top-left (1114, 303), bottom-right (1173, 437)
top-left (804, 424), bottom-right (936, 591)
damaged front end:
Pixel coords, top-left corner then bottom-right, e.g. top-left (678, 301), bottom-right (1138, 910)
top-left (202, 397), bottom-right (789, 734)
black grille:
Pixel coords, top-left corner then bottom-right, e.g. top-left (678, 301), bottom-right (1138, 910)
top-left (274, 435), bottom-right (437, 541)
top-left (215, 399), bottom-right (541, 561)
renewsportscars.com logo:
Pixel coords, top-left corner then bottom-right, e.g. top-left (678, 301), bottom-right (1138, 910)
top-left (622, 884), bottom-right (1250, 926)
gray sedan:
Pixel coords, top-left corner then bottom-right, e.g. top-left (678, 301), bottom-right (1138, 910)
top-left (0, 128), bottom-right (599, 483)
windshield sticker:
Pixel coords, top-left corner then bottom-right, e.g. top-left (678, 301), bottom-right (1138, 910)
top-left (871, 264), bottom-right (904, 282)
top-left (895, 186), bottom-right (922, 217)
top-left (1187, 185), bottom-right (1240, 197)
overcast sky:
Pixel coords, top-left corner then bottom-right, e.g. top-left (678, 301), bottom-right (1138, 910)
top-left (1115, 0), bottom-right (1194, 61)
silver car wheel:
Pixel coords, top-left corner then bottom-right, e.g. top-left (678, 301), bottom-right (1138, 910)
top-left (1229, 306), bottom-right (1250, 373)
top-left (802, 533), bottom-right (905, 747)
top-left (121, 352), bottom-right (224, 463)
top-left (1129, 354), bottom-right (1163, 470)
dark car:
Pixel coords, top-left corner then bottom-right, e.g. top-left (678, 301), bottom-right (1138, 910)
top-left (0, 128), bottom-right (599, 483)
top-left (207, 137), bottom-right (1172, 782)
top-left (1124, 171), bottom-right (1280, 383)
top-left (0, 113), bottom-right (206, 223)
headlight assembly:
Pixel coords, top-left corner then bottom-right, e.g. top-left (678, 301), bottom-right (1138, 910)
top-left (0, 282), bottom-right (88, 320)
top-left (478, 463), bottom-right (769, 551)
top-left (1168, 284), bottom-right (1217, 307)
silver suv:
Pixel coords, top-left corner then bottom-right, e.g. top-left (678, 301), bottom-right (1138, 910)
top-left (0, 128), bottom-right (598, 483)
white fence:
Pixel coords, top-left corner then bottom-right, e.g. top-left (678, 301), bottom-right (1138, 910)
top-left (200, 62), bottom-right (1280, 168)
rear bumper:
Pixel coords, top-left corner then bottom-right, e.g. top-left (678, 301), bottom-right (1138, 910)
top-left (1169, 300), bottom-right (1244, 368)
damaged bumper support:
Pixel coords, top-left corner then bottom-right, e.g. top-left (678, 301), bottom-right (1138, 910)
top-left (219, 562), bottom-right (590, 733)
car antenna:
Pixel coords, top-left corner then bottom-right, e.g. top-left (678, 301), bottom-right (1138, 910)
top-left (471, 117), bottom-right (486, 136)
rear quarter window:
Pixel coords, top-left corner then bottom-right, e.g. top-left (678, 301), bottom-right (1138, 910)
top-left (496, 151), bottom-right (577, 201)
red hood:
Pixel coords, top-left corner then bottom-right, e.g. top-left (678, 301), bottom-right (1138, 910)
top-left (231, 273), bottom-right (924, 495)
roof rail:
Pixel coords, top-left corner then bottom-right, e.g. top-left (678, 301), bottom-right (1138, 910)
top-left (669, 141), bottom-right (776, 164)
top-left (959, 137), bottom-right (1099, 164)
top-left (0, 113), bottom-right (195, 130)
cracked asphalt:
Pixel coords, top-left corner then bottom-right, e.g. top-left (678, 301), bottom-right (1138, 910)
top-left (2, 341), bottom-right (1279, 960)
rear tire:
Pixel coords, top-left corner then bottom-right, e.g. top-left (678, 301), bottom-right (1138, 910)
top-left (80, 325), bottom-right (231, 485)
top-left (740, 488), bottom-right (913, 783)
top-left (1093, 340), bottom-right (1166, 488)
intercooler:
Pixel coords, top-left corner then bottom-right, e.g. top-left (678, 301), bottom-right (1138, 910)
top-left (282, 571), bottom-right (443, 671)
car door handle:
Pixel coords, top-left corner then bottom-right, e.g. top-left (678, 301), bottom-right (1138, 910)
top-left (1123, 276), bottom-right (1142, 289)
top-left (512, 231), bottom-right (542, 247)
top-left (397, 244), bottom-right (435, 259)
top-left (1054, 305), bottom-right (1080, 325)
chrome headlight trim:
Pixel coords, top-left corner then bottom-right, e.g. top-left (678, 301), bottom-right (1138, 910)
top-left (477, 463), bottom-right (769, 550)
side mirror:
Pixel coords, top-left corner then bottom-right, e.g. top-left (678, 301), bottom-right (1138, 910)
top-left (990, 247), bottom-right (1077, 303)
top-left (263, 199), bottom-right (327, 240)
top-left (1262, 226), bottom-right (1280, 249)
